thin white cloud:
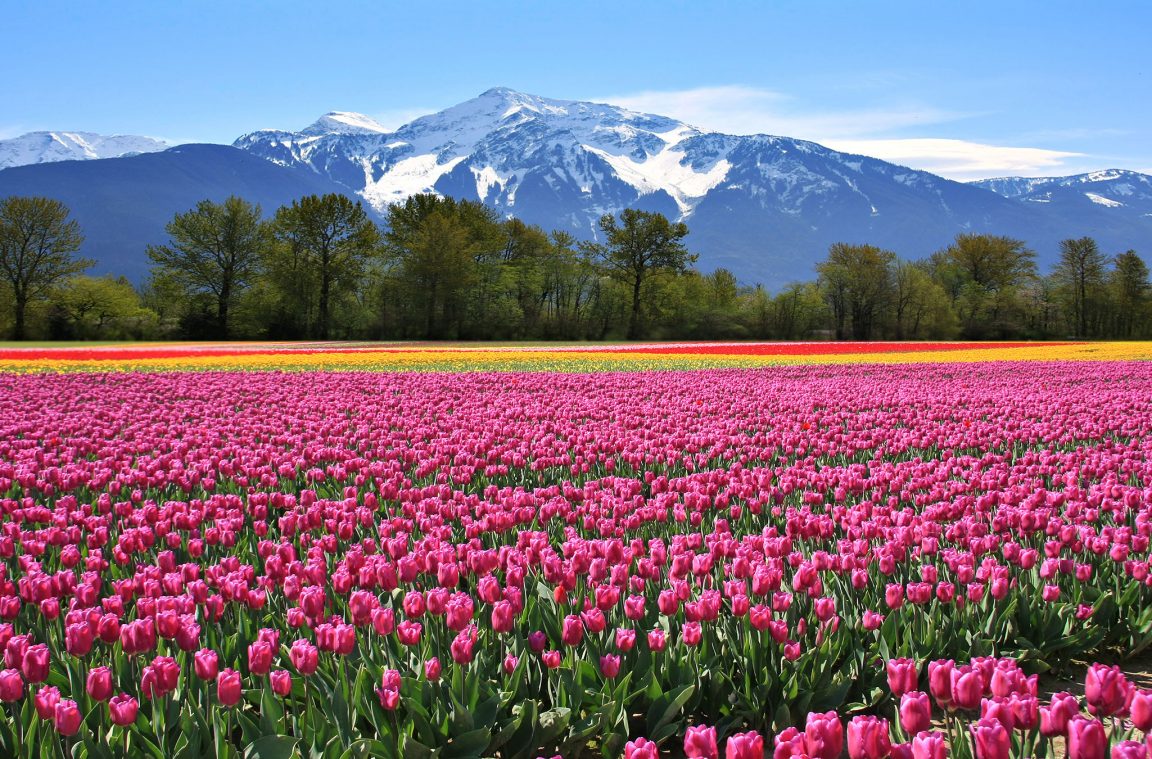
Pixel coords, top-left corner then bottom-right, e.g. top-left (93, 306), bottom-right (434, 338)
top-left (600, 85), bottom-right (960, 140)
top-left (599, 86), bottom-right (1091, 180)
top-left (824, 138), bottom-right (1084, 181)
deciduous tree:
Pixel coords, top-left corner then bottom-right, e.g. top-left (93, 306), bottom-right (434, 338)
top-left (0, 196), bottom-right (90, 339)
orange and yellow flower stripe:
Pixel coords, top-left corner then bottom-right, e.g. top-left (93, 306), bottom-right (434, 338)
top-left (1, 341), bottom-right (1150, 373)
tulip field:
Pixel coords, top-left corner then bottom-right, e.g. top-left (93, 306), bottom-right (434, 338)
top-left (3, 341), bottom-right (1152, 759)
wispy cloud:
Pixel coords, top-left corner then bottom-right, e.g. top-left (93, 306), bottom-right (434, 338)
top-left (598, 86), bottom-right (1089, 180)
top-left (824, 138), bottom-right (1084, 181)
top-left (600, 85), bottom-right (961, 140)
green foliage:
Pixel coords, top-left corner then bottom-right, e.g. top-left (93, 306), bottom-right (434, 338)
top-left (5, 192), bottom-right (1152, 342)
top-left (271, 194), bottom-right (382, 339)
top-left (0, 195), bottom-right (91, 339)
top-left (146, 196), bottom-right (272, 339)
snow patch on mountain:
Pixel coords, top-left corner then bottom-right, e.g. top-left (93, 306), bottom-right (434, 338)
top-left (1086, 192), bottom-right (1124, 208)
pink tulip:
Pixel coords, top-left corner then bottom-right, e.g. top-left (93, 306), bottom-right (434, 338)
top-left (1067, 716), bottom-right (1108, 759)
top-left (804, 710), bottom-right (843, 758)
top-left (684, 725), bottom-right (719, 758)
top-left (847, 715), bottom-right (891, 759)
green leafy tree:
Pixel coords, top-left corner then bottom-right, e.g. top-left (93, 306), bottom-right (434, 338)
top-left (54, 275), bottom-right (151, 338)
top-left (146, 197), bottom-right (271, 339)
top-left (588, 209), bottom-right (694, 339)
top-left (273, 194), bottom-right (381, 340)
top-left (1109, 250), bottom-right (1150, 337)
top-left (933, 234), bottom-right (1036, 337)
top-left (817, 243), bottom-right (895, 340)
top-left (0, 196), bottom-right (91, 339)
top-left (1053, 237), bottom-right (1109, 337)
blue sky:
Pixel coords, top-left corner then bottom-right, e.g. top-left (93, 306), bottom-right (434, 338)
top-left (3, 0), bottom-right (1149, 180)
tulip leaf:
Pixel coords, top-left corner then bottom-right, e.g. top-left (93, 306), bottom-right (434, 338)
top-left (442, 727), bottom-right (491, 758)
top-left (537, 706), bottom-right (572, 746)
top-left (645, 683), bottom-right (695, 743)
top-left (244, 735), bottom-right (299, 759)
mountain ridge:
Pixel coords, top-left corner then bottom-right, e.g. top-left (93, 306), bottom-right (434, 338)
top-left (3, 88), bottom-right (1151, 286)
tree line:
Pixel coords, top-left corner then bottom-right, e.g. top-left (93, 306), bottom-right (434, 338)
top-left (1, 193), bottom-right (1149, 341)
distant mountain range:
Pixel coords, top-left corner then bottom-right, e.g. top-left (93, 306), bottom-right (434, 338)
top-left (0, 131), bottom-right (168, 169)
top-left (2, 88), bottom-right (1150, 287)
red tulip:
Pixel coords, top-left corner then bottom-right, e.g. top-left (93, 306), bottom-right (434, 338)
top-left (1131, 689), bottom-right (1152, 731)
top-left (541, 650), bottom-right (561, 669)
top-left (1111, 742), bottom-right (1148, 759)
top-left (289, 640), bottom-right (318, 676)
top-left (625, 737), bottom-right (660, 759)
top-left (773, 726), bottom-right (808, 757)
top-left (217, 668), bottom-right (242, 707)
top-left (109, 693), bottom-right (139, 726)
top-left (1085, 664), bottom-right (1132, 717)
top-left (681, 622), bottom-right (703, 647)
top-left (491, 600), bottom-right (515, 633)
top-left (53, 699), bottom-right (82, 736)
top-left (21, 643), bottom-right (50, 683)
top-left (33, 685), bottom-right (60, 719)
top-left (950, 665), bottom-right (983, 710)
top-left (86, 665), bottom-right (113, 701)
top-left (425, 657), bottom-right (442, 680)
top-left (561, 615), bottom-right (584, 646)
top-left (270, 670), bottom-right (292, 697)
top-left (599, 654), bottom-right (621, 678)
top-left (648, 628), bottom-right (667, 652)
top-left (194, 648), bottom-right (219, 681)
top-left (928, 660), bottom-right (954, 707)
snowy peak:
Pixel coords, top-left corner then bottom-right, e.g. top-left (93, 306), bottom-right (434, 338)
top-left (971, 169), bottom-right (1152, 212)
top-left (300, 112), bottom-right (389, 136)
top-left (0, 131), bottom-right (169, 169)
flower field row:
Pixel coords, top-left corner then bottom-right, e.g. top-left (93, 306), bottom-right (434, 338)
top-left (1, 340), bottom-right (1150, 373)
top-left (1, 361), bottom-right (1151, 757)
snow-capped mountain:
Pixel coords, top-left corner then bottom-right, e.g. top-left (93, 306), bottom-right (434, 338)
top-left (239, 87), bottom-right (1148, 283)
top-left (972, 170), bottom-right (1152, 216)
top-left (0, 131), bottom-right (169, 169)
top-left (5, 89), bottom-right (1150, 286)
